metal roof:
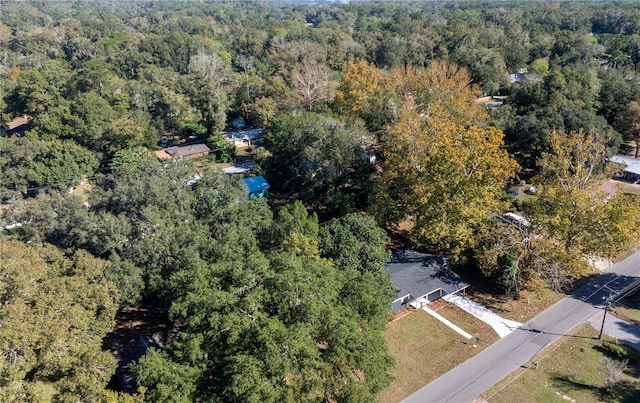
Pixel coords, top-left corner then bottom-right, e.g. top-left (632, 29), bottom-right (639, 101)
top-left (223, 128), bottom-right (266, 142)
top-left (611, 155), bottom-right (640, 175)
top-left (243, 176), bottom-right (270, 193)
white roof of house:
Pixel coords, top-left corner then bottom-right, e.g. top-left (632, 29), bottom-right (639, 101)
top-left (223, 129), bottom-right (266, 143)
top-left (222, 161), bottom-right (256, 174)
top-left (503, 212), bottom-right (531, 228)
top-left (611, 155), bottom-right (640, 175)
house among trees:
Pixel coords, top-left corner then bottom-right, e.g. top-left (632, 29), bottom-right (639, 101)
top-left (508, 69), bottom-right (542, 84)
top-left (243, 175), bottom-right (270, 199)
top-left (223, 128), bottom-right (266, 148)
top-left (163, 144), bottom-right (211, 160)
top-left (3, 114), bottom-right (33, 136)
top-left (384, 250), bottom-right (469, 314)
top-left (611, 155), bottom-right (640, 183)
top-left (154, 149), bottom-right (173, 161)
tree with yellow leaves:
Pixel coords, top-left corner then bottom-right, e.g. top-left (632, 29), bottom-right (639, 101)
top-left (373, 62), bottom-right (519, 255)
top-left (476, 129), bottom-right (640, 294)
top-left (384, 60), bottom-right (488, 128)
top-left (533, 129), bottom-right (640, 267)
top-left (334, 58), bottom-right (380, 116)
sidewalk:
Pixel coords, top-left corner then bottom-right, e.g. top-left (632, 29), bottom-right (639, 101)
top-left (443, 294), bottom-right (522, 338)
top-left (410, 297), bottom-right (473, 339)
top-left (589, 313), bottom-right (640, 352)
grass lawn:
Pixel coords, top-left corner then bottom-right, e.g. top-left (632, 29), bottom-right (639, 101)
top-left (612, 306), bottom-right (640, 326)
top-left (188, 154), bottom-right (233, 171)
top-left (70, 182), bottom-right (92, 201)
top-left (381, 307), bottom-right (499, 402)
top-left (483, 323), bottom-right (640, 403)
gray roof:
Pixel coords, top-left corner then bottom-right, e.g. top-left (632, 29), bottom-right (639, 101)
top-left (165, 144), bottom-right (210, 157)
top-left (384, 250), bottom-right (469, 313)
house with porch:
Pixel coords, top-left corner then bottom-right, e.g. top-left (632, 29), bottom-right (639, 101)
top-left (223, 128), bottom-right (266, 148)
top-left (611, 155), bottom-right (640, 183)
top-left (384, 250), bottom-right (470, 314)
top-left (164, 144), bottom-right (211, 160)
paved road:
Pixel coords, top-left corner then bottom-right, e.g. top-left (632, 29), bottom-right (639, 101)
top-left (403, 251), bottom-right (640, 403)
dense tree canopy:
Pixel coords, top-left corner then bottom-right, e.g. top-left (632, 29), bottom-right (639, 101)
top-left (4, 161), bottom-right (395, 401)
top-left (0, 136), bottom-right (98, 202)
top-left (264, 111), bottom-right (371, 200)
top-left (2, 1), bottom-right (640, 400)
top-left (0, 241), bottom-right (117, 402)
top-left (373, 62), bottom-right (519, 255)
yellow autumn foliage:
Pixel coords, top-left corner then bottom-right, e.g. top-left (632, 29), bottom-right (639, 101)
top-left (373, 65), bottom-right (519, 254)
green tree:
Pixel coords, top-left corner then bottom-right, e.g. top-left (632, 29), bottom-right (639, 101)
top-left (614, 101), bottom-right (640, 158)
top-left (155, 202), bottom-right (394, 402)
top-left (264, 112), bottom-right (369, 199)
top-left (110, 146), bottom-right (156, 173)
top-left (0, 137), bottom-right (97, 201)
top-left (0, 241), bottom-right (117, 402)
top-left (242, 96), bottom-right (278, 128)
top-left (71, 91), bottom-right (116, 150)
top-left (132, 349), bottom-right (199, 403)
top-left (319, 213), bottom-right (395, 321)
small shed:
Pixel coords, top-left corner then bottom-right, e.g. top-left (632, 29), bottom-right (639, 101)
top-left (384, 250), bottom-right (469, 314)
top-left (243, 176), bottom-right (270, 199)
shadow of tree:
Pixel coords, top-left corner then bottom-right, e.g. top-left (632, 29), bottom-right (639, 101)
top-left (550, 373), bottom-right (640, 402)
top-left (607, 380), bottom-right (640, 402)
top-left (549, 373), bottom-right (603, 399)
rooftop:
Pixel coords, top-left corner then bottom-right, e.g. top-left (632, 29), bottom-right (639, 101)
top-left (223, 160), bottom-right (256, 174)
top-left (243, 175), bottom-right (270, 194)
top-left (384, 250), bottom-right (469, 313)
top-left (223, 128), bottom-right (266, 143)
top-left (165, 144), bottom-right (210, 157)
top-left (611, 155), bottom-right (640, 176)
top-left (154, 150), bottom-right (173, 160)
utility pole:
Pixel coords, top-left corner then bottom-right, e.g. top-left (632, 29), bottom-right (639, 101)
top-left (599, 289), bottom-right (613, 340)
top-left (598, 302), bottom-right (609, 340)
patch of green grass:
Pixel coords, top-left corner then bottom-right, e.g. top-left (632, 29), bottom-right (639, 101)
top-left (188, 154), bottom-right (232, 171)
top-left (612, 306), bottom-right (640, 327)
top-left (483, 323), bottom-right (640, 403)
top-left (611, 288), bottom-right (640, 326)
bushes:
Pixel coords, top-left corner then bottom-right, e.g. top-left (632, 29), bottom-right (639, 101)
top-left (601, 341), bottom-right (640, 363)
